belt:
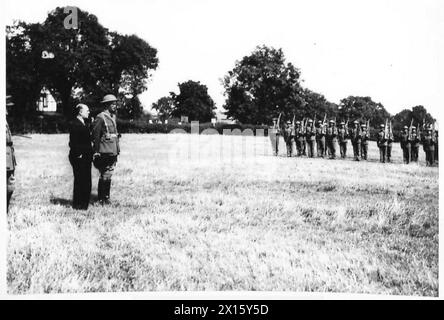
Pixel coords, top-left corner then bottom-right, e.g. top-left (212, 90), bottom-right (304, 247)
top-left (7, 142), bottom-right (13, 146)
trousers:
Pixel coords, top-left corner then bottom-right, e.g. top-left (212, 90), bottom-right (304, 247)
top-left (69, 155), bottom-right (92, 209)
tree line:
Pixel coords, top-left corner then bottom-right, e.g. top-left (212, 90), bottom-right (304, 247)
top-left (6, 6), bottom-right (435, 133)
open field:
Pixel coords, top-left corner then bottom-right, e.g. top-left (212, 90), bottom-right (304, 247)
top-left (7, 133), bottom-right (438, 296)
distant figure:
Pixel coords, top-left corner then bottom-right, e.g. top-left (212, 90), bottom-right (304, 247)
top-left (295, 121), bottom-right (304, 156)
top-left (305, 119), bottom-right (316, 158)
top-left (6, 96), bottom-right (17, 212)
top-left (326, 120), bottom-right (338, 159)
top-left (338, 122), bottom-right (348, 159)
top-left (387, 125), bottom-right (394, 163)
top-left (434, 130), bottom-right (438, 163)
top-left (283, 120), bottom-right (294, 157)
top-left (422, 126), bottom-right (436, 166)
top-left (92, 94), bottom-right (121, 204)
top-left (411, 127), bottom-right (420, 162)
top-left (350, 121), bottom-right (361, 161)
top-left (400, 126), bottom-right (411, 164)
top-left (315, 120), bottom-right (326, 158)
top-left (69, 104), bottom-right (93, 210)
top-left (360, 124), bottom-right (370, 161)
top-left (377, 124), bottom-right (387, 163)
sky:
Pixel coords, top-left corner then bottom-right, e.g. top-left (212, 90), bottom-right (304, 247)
top-left (3, 0), bottom-right (444, 119)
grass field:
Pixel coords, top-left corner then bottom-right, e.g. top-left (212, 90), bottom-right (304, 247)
top-left (7, 133), bottom-right (439, 296)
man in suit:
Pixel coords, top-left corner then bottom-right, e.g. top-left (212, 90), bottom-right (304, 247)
top-left (92, 94), bottom-right (121, 204)
top-left (69, 104), bottom-right (93, 210)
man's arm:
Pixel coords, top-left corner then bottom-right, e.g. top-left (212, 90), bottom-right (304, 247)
top-left (91, 116), bottom-right (104, 154)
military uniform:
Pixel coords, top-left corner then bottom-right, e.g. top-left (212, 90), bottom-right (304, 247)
top-left (337, 124), bottom-right (348, 159)
top-left (400, 127), bottom-right (411, 164)
top-left (305, 121), bottom-right (316, 158)
top-left (269, 119), bottom-right (281, 156)
top-left (92, 106), bottom-right (120, 203)
top-left (350, 123), bottom-right (361, 161)
top-left (360, 125), bottom-right (370, 160)
top-left (422, 129), bottom-right (436, 166)
top-left (326, 122), bottom-right (338, 159)
top-left (411, 129), bottom-right (420, 162)
top-left (315, 121), bottom-right (326, 158)
top-left (295, 123), bottom-right (305, 156)
top-left (434, 131), bottom-right (438, 162)
top-left (387, 130), bottom-right (393, 162)
top-left (377, 126), bottom-right (387, 163)
top-left (283, 122), bottom-right (294, 157)
top-left (6, 120), bottom-right (16, 211)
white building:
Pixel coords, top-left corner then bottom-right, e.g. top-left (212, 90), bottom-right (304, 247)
top-left (36, 87), bottom-right (57, 112)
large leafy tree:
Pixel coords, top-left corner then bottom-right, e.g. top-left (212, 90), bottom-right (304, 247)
top-left (222, 45), bottom-right (304, 125)
top-left (152, 96), bottom-right (174, 121)
top-left (337, 96), bottom-right (391, 127)
top-left (6, 6), bottom-right (158, 119)
top-left (392, 105), bottom-right (435, 131)
top-left (300, 89), bottom-right (338, 120)
top-left (170, 80), bottom-right (216, 122)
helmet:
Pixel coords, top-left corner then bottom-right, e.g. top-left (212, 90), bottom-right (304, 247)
top-left (353, 120), bottom-right (359, 124)
top-left (340, 122), bottom-right (345, 125)
top-left (295, 121), bottom-right (300, 124)
top-left (308, 119), bottom-right (313, 123)
top-left (318, 120), bottom-right (322, 123)
top-left (403, 126), bottom-right (408, 129)
top-left (329, 120), bottom-right (334, 123)
top-left (380, 124), bottom-right (385, 128)
top-left (101, 94), bottom-right (117, 104)
top-left (361, 124), bottom-right (367, 128)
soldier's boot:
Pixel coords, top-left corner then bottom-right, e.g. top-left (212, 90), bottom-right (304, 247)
top-left (103, 179), bottom-right (112, 205)
top-left (7, 191), bottom-right (12, 212)
top-left (98, 179), bottom-right (107, 205)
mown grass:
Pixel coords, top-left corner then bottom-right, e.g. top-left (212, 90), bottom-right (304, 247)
top-left (7, 134), bottom-right (438, 296)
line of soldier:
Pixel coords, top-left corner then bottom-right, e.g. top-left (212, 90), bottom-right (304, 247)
top-left (269, 115), bottom-right (438, 166)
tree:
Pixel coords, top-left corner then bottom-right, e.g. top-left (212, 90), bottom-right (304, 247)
top-left (6, 6), bottom-right (159, 119)
top-left (152, 96), bottom-right (174, 121)
top-left (300, 89), bottom-right (338, 119)
top-left (392, 105), bottom-right (435, 131)
top-left (337, 96), bottom-right (391, 127)
top-left (222, 45), bottom-right (304, 125)
top-left (170, 80), bottom-right (216, 122)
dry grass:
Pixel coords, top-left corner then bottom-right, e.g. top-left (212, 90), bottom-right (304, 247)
top-left (7, 133), bottom-right (438, 296)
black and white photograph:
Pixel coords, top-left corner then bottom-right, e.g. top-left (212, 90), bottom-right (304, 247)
top-left (2, 0), bottom-right (442, 298)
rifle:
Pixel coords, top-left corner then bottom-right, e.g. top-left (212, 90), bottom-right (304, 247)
top-left (345, 117), bottom-right (349, 136)
top-left (312, 114), bottom-right (316, 131)
top-left (408, 118), bottom-right (413, 140)
top-left (292, 114), bottom-right (295, 127)
top-left (384, 118), bottom-right (389, 140)
top-left (389, 120), bottom-right (393, 141)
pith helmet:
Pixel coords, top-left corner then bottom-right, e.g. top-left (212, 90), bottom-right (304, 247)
top-left (353, 120), bottom-right (359, 124)
top-left (403, 125), bottom-right (408, 129)
top-left (380, 124), bottom-right (385, 128)
top-left (308, 119), bottom-right (313, 123)
top-left (329, 120), bottom-right (334, 123)
top-left (361, 124), bottom-right (367, 127)
top-left (295, 121), bottom-right (301, 124)
top-left (101, 94), bottom-right (117, 104)
top-left (340, 122), bottom-right (345, 125)
top-left (318, 120), bottom-right (322, 123)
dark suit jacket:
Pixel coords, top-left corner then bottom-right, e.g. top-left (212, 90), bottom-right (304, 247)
top-left (69, 118), bottom-right (93, 160)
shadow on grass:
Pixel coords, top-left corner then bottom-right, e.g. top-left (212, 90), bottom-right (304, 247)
top-left (50, 194), bottom-right (100, 207)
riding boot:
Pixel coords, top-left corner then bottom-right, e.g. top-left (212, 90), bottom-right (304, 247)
top-left (98, 178), bottom-right (105, 204)
top-left (103, 179), bottom-right (111, 204)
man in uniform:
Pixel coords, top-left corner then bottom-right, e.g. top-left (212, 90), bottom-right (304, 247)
top-left (411, 127), bottom-right (420, 162)
top-left (360, 123), bottom-right (370, 161)
top-left (400, 126), bottom-right (411, 164)
top-left (326, 120), bottom-right (338, 159)
top-left (377, 124), bottom-right (387, 163)
top-left (92, 94), bottom-right (121, 204)
top-left (337, 122), bottom-right (348, 159)
top-left (6, 96), bottom-right (17, 212)
top-left (387, 123), bottom-right (394, 163)
top-left (305, 119), bottom-right (316, 158)
top-left (297, 121), bottom-right (306, 156)
top-left (434, 130), bottom-right (438, 163)
top-left (350, 121), bottom-right (361, 161)
top-left (269, 117), bottom-right (281, 156)
top-left (422, 126), bottom-right (436, 166)
top-left (315, 120), bottom-right (326, 158)
top-left (283, 120), bottom-right (294, 157)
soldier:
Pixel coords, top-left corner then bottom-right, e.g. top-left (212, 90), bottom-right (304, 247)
top-left (400, 126), bottom-right (411, 164)
top-left (326, 120), bottom-right (338, 159)
top-left (6, 96), bottom-right (17, 212)
top-left (387, 123), bottom-right (394, 163)
top-left (411, 127), bottom-right (420, 162)
top-left (315, 120), bottom-right (326, 158)
top-left (377, 124), bottom-right (387, 163)
top-left (422, 126), bottom-right (436, 166)
top-left (297, 121), bottom-right (306, 156)
top-left (337, 122), bottom-right (348, 159)
top-left (92, 94), bottom-right (121, 205)
top-left (349, 121), bottom-right (361, 161)
top-left (434, 130), bottom-right (438, 163)
top-left (305, 119), bottom-right (316, 158)
top-left (269, 117), bottom-right (281, 156)
top-left (360, 123), bottom-right (370, 161)
top-left (283, 120), bottom-right (294, 157)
